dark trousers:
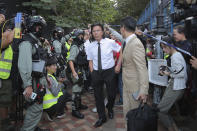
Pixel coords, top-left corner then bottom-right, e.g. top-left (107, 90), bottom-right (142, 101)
top-left (91, 67), bottom-right (116, 119)
top-left (44, 91), bottom-right (67, 117)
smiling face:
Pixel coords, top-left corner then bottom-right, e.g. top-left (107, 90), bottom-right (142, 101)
top-left (92, 25), bottom-right (104, 42)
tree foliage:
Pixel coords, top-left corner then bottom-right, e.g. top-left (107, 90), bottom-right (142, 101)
top-left (113, 0), bottom-right (149, 24)
top-left (22, 0), bottom-right (117, 28)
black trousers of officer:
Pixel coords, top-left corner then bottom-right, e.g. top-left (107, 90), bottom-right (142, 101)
top-left (91, 67), bottom-right (116, 119)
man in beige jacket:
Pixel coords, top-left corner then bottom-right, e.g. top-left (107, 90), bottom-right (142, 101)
top-left (116, 16), bottom-right (149, 117)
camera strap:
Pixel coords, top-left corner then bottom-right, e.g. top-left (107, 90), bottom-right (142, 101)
top-left (173, 66), bottom-right (184, 74)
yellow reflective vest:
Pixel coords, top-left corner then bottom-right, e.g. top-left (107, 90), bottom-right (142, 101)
top-left (65, 42), bottom-right (71, 60)
top-left (0, 45), bottom-right (13, 79)
top-left (43, 74), bottom-right (63, 110)
top-left (164, 54), bottom-right (169, 60)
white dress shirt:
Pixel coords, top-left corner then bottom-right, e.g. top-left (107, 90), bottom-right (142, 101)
top-left (125, 34), bottom-right (136, 44)
top-left (87, 38), bottom-right (121, 70)
top-left (84, 40), bottom-right (91, 56)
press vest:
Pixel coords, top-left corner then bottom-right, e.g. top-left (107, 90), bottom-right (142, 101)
top-left (65, 42), bottom-right (71, 60)
top-left (164, 54), bottom-right (169, 59)
top-left (43, 74), bottom-right (63, 109)
top-left (0, 45), bottom-right (13, 79)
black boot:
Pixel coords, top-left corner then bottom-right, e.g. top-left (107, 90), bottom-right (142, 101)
top-left (72, 110), bottom-right (84, 119)
top-left (71, 93), bottom-right (84, 119)
top-left (78, 94), bottom-right (88, 110)
top-left (1, 118), bottom-right (15, 131)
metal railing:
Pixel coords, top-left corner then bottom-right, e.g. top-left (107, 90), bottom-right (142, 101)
top-left (137, 0), bottom-right (174, 33)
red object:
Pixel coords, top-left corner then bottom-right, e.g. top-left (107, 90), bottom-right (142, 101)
top-left (114, 41), bottom-right (122, 65)
top-left (146, 51), bottom-right (152, 57)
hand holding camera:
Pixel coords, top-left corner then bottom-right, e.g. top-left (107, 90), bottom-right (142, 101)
top-left (158, 65), bottom-right (170, 76)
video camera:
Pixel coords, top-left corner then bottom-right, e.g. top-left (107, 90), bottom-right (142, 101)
top-left (171, 0), bottom-right (197, 39)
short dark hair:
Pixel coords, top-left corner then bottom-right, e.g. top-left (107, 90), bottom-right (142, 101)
top-left (46, 56), bottom-right (57, 66)
top-left (174, 25), bottom-right (186, 35)
top-left (161, 36), bottom-right (175, 47)
top-left (0, 19), bottom-right (14, 39)
top-left (90, 23), bottom-right (105, 41)
top-left (120, 16), bottom-right (137, 32)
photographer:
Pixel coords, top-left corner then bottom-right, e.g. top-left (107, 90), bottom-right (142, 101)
top-left (0, 19), bottom-right (15, 131)
top-left (43, 56), bottom-right (67, 121)
top-left (173, 25), bottom-right (192, 65)
top-left (158, 37), bottom-right (187, 131)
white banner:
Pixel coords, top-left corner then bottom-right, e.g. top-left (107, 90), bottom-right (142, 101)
top-left (148, 59), bottom-right (168, 86)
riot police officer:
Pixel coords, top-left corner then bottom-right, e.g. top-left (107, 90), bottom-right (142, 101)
top-left (18, 16), bottom-right (49, 131)
top-left (68, 29), bottom-right (88, 119)
top-left (52, 27), bottom-right (66, 55)
top-left (51, 27), bottom-right (67, 78)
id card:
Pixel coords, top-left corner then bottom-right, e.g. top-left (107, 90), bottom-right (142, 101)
top-left (31, 92), bottom-right (37, 100)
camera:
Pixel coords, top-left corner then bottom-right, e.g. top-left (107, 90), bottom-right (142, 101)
top-left (158, 65), bottom-right (169, 76)
top-left (159, 65), bottom-right (167, 72)
top-left (171, 0), bottom-right (197, 39)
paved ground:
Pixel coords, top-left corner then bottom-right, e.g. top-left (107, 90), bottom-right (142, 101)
top-left (13, 90), bottom-right (197, 131)
top-left (38, 92), bottom-right (126, 131)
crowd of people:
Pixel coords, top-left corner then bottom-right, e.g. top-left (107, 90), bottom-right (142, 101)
top-left (1, 10), bottom-right (197, 131)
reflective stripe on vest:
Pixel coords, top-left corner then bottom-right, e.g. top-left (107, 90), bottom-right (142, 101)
top-left (65, 42), bottom-right (71, 60)
top-left (43, 74), bottom-right (63, 109)
top-left (0, 45), bottom-right (13, 79)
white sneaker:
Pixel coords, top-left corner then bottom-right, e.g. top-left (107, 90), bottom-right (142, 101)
top-left (104, 98), bottom-right (108, 106)
top-left (56, 113), bottom-right (66, 119)
top-left (92, 107), bottom-right (97, 113)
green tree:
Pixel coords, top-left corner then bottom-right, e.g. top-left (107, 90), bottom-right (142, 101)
top-left (22, 0), bottom-right (117, 28)
top-left (113, 0), bottom-right (149, 24)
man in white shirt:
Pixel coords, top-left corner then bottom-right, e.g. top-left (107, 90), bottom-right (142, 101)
top-left (87, 23), bottom-right (121, 127)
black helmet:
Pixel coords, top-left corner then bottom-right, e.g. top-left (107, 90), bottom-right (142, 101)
top-left (27, 15), bottom-right (46, 30)
top-left (73, 29), bottom-right (84, 38)
top-left (26, 15), bottom-right (46, 37)
top-left (52, 27), bottom-right (64, 40)
top-left (53, 27), bottom-right (64, 34)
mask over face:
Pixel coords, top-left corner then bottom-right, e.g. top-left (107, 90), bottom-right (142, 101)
top-left (33, 26), bottom-right (43, 38)
top-left (74, 37), bottom-right (84, 45)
